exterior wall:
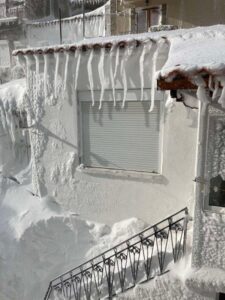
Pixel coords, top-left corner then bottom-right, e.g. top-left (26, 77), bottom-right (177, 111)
top-left (25, 45), bottom-right (198, 225)
top-left (193, 104), bottom-right (225, 271)
top-left (111, 0), bottom-right (225, 34)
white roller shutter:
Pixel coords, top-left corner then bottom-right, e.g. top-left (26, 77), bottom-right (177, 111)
top-left (81, 100), bottom-right (161, 173)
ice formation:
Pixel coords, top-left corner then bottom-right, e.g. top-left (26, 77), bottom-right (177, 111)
top-left (18, 37), bottom-right (165, 113)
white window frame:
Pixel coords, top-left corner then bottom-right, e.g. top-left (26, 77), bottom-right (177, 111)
top-left (77, 88), bottom-right (165, 175)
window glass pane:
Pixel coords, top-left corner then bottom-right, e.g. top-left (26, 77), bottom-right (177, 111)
top-left (81, 101), bottom-right (161, 173)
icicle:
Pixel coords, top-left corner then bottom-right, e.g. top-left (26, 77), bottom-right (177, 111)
top-left (54, 53), bottom-right (60, 98)
top-left (195, 76), bottom-right (211, 104)
top-left (44, 54), bottom-right (49, 100)
top-left (139, 43), bottom-right (147, 101)
top-left (165, 91), bottom-right (176, 112)
top-left (114, 46), bottom-right (120, 79)
top-left (87, 49), bottom-right (95, 106)
top-left (149, 43), bottom-right (159, 112)
top-left (74, 51), bottom-right (81, 92)
top-left (218, 77), bottom-right (225, 108)
top-left (208, 75), bottom-right (213, 91)
top-left (121, 45), bottom-right (135, 108)
top-left (109, 45), bottom-right (116, 106)
top-left (212, 78), bottom-right (219, 100)
top-left (98, 47), bottom-right (105, 110)
top-left (64, 52), bottom-right (70, 92)
top-left (34, 55), bottom-right (40, 102)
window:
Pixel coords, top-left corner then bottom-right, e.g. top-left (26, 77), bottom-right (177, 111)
top-left (80, 99), bottom-right (163, 173)
top-left (136, 5), bottom-right (167, 33)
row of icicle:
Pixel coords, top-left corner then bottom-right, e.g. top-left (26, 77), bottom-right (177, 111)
top-left (22, 39), bottom-right (166, 112)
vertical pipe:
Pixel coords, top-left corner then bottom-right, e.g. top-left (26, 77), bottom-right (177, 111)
top-left (82, 0), bottom-right (85, 38)
top-left (59, 8), bottom-right (62, 44)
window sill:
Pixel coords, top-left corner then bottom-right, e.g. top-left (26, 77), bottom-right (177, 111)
top-left (76, 165), bottom-right (165, 183)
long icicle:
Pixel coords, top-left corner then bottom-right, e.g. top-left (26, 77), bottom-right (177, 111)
top-left (87, 49), bottom-right (95, 106)
top-left (114, 46), bottom-right (120, 79)
top-left (109, 45), bottom-right (116, 106)
top-left (54, 53), bottom-right (60, 99)
top-left (64, 52), bottom-right (70, 92)
top-left (98, 47), bottom-right (105, 110)
top-left (74, 50), bottom-right (81, 92)
top-left (149, 41), bottom-right (161, 112)
top-left (44, 54), bottom-right (49, 101)
top-left (139, 43), bottom-right (147, 101)
top-left (122, 44), bottom-right (135, 108)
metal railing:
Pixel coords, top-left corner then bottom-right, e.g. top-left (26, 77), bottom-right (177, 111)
top-left (44, 208), bottom-right (188, 300)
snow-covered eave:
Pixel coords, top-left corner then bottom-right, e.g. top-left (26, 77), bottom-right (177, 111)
top-left (157, 70), bottom-right (225, 91)
top-left (13, 32), bottom-right (168, 57)
top-left (157, 74), bottom-right (214, 90)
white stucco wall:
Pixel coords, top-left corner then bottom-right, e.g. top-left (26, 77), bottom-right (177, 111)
top-left (24, 43), bottom-right (198, 225)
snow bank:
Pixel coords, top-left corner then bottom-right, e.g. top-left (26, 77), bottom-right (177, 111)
top-left (0, 150), bottom-right (147, 300)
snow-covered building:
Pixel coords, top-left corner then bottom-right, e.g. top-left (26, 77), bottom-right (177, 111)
top-left (9, 24), bottom-right (225, 300)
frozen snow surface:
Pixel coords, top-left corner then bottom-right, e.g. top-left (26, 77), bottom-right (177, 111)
top-left (0, 162), bottom-right (149, 300)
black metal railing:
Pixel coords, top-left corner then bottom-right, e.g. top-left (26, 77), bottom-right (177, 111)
top-left (44, 208), bottom-right (188, 300)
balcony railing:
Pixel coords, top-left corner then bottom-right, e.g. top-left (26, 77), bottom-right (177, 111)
top-left (44, 208), bottom-right (188, 300)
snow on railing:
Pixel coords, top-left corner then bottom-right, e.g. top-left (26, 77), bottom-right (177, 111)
top-left (44, 208), bottom-right (188, 300)
top-left (26, 0), bottom-right (109, 47)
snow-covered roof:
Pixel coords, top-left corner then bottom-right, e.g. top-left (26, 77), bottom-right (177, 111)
top-left (158, 29), bottom-right (225, 81)
top-left (13, 25), bottom-right (225, 57)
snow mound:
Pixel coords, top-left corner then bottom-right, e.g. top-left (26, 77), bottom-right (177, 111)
top-left (0, 163), bottom-right (147, 300)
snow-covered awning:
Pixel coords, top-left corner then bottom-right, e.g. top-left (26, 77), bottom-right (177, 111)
top-left (157, 28), bottom-right (225, 90)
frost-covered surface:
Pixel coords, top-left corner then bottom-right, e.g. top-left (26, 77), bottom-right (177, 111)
top-left (118, 271), bottom-right (215, 300)
top-left (158, 26), bottom-right (225, 107)
top-left (27, 1), bottom-right (110, 47)
top-left (186, 266), bottom-right (225, 295)
top-left (159, 30), bottom-right (225, 79)
top-left (0, 168), bottom-right (148, 300)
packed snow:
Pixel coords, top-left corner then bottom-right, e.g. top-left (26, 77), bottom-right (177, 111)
top-left (158, 26), bottom-right (225, 107)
